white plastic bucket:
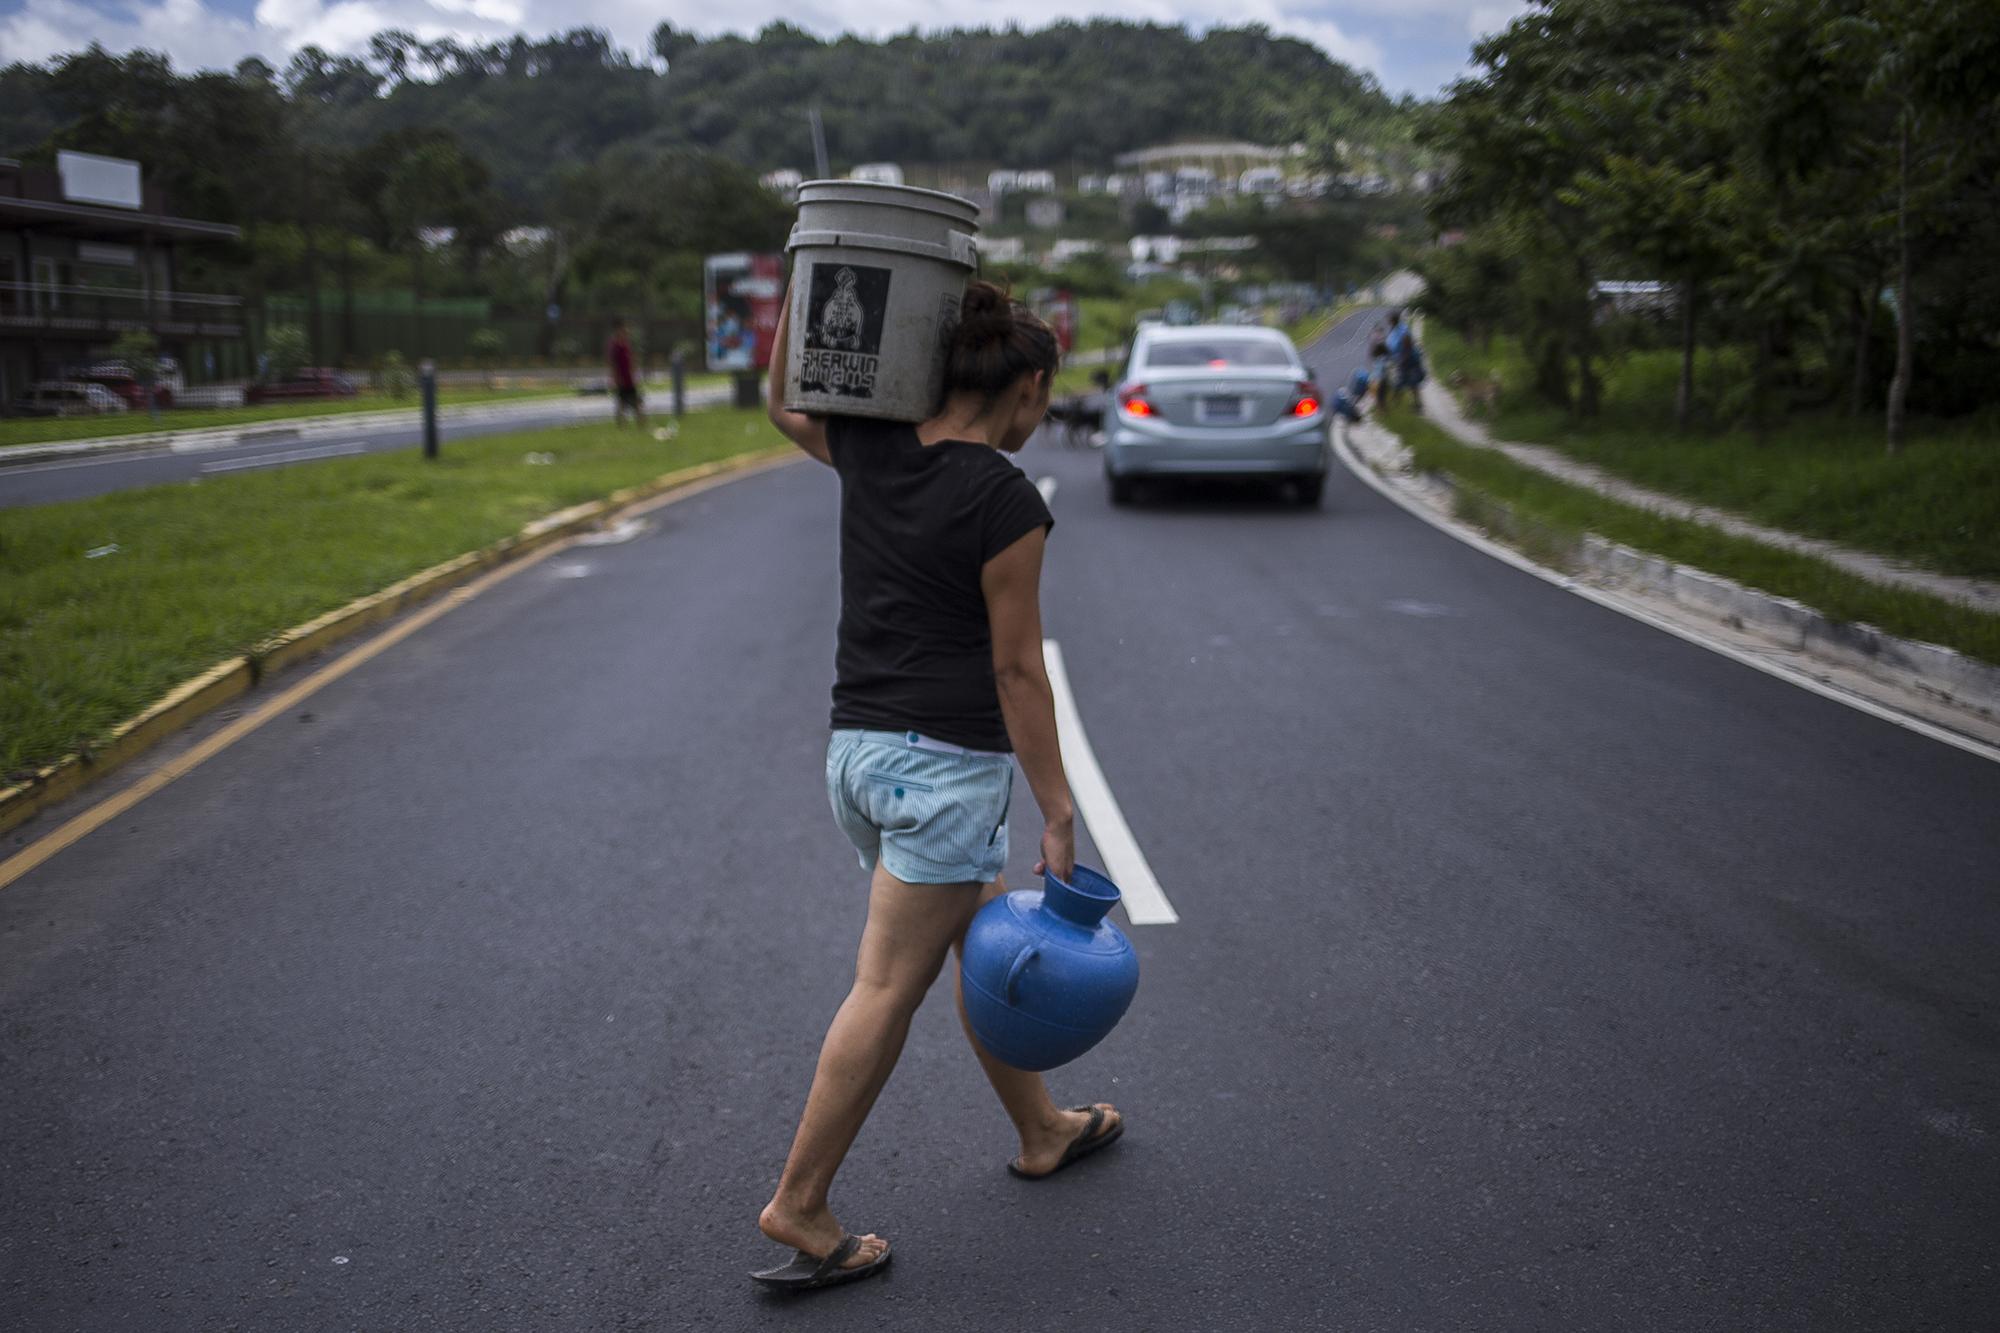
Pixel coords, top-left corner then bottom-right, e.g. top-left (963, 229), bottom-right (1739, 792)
top-left (784, 180), bottom-right (980, 421)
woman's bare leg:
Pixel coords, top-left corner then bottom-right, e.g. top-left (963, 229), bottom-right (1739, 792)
top-left (760, 863), bottom-right (982, 1266)
top-left (951, 876), bottom-right (1120, 1175)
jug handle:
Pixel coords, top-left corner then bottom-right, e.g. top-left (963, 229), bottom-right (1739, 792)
top-left (1004, 946), bottom-right (1039, 1004)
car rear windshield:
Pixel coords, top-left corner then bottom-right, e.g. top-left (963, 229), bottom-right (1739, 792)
top-left (1142, 339), bottom-right (1295, 369)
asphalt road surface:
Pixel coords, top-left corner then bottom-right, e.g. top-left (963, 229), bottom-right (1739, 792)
top-left (0, 390), bottom-right (715, 511)
top-left (3, 322), bottom-right (1997, 1330)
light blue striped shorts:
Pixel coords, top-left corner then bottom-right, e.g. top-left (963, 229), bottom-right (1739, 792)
top-left (826, 729), bottom-right (1014, 885)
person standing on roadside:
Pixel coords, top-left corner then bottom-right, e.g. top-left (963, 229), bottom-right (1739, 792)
top-left (1386, 311), bottom-right (1425, 413)
top-left (750, 279), bottom-right (1124, 1293)
top-left (1368, 318), bottom-right (1391, 409)
top-left (607, 317), bottom-right (645, 428)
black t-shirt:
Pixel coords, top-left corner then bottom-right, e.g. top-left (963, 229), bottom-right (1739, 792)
top-left (826, 415), bottom-right (1054, 752)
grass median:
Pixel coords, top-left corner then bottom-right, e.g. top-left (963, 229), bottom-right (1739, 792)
top-left (0, 409), bottom-right (785, 780)
top-left (0, 374), bottom-right (735, 451)
top-left (1422, 324), bottom-right (1999, 580)
top-left (1375, 400), bottom-right (2000, 668)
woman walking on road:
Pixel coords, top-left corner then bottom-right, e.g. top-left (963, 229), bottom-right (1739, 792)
top-left (752, 281), bottom-right (1124, 1291)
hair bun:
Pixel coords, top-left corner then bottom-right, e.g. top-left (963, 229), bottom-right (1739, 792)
top-left (936, 278), bottom-right (1060, 407)
top-left (954, 281), bottom-right (1014, 347)
top-left (958, 280), bottom-right (1009, 323)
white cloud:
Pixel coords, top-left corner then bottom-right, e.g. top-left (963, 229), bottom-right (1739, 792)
top-left (1465, 2), bottom-right (1530, 38)
top-left (3, 0), bottom-right (265, 67)
top-left (0, 0), bottom-right (1492, 94)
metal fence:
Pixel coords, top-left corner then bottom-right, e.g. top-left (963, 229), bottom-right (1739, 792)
top-left (0, 282), bottom-right (244, 339)
top-left (257, 293), bottom-right (700, 374)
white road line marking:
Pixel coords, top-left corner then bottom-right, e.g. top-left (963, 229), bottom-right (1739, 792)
top-left (1035, 475), bottom-right (1057, 504)
top-left (1041, 639), bottom-right (1178, 925)
top-left (1332, 426), bottom-right (2000, 766)
top-left (0, 447), bottom-right (176, 476)
top-left (200, 443), bottom-right (367, 474)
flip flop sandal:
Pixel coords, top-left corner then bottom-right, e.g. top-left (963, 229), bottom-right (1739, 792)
top-left (749, 1233), bottom-right (892, 1291)
top-left (1009, 1104), bottom-right (1125, 1180)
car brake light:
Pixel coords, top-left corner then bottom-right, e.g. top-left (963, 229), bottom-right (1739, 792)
top-left (1120, 385), bottom-right (1155, 418)
top-left (1289, 381), bottom-right (1322, 417)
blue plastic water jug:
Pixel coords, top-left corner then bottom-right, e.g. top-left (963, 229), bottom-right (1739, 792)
top-left (960, 865), bottom-right (1140, 1071)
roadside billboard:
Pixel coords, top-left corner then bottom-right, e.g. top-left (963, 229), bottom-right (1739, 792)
top-left (1050, 288), bottom-right (1077, 353)
top-left (703, 253), bottom-right (784, 373)
top-left (1028, 287), bottom-right (1079, 354)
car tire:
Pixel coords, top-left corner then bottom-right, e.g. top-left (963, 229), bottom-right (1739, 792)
top-left (1108, 473), bottom-right (1136, 506)
top-left (1296, 475), bottom-right (1325, 508)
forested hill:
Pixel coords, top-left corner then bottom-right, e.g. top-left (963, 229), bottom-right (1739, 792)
top-left (1, 22), bottom-right (1398, 211)
top-left (633, 21), bottom-right (1384, 170)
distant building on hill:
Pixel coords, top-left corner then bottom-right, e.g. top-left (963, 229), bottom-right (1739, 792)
top-left (1114, 141), bottom-right (1298, 177)
top-left (1239, 166), bottom-right (1284, 199)
top-left (761, 169), bottom-right (804, 200)
top-left (976, 236), bottom-right (1027, 263)
top-left (988, 169), bottom-right (1056, 197)
top-left (501, 226), bottom-right (553, 252)
top-left (850, 163), bottom-right (904, 186)
top-left (1113, 141), bottom-right (1333, 219)
top-left (1592, 280), bottom-right (1677, 319)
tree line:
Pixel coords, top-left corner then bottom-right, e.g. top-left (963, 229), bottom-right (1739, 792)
top-left (1417, 0), bottom-right (2000, 449)
top-left (0, 23), bottom-right (1401, 358)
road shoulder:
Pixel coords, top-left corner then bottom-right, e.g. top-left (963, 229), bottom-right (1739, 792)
top-left (1334, 412), bottom-right (2000, 762)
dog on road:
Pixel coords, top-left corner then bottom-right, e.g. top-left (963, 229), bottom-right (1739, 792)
top-left (1046, 393), bottom-right (1104, 447)
top-left (1045, 370), bottom-right (1113, 448)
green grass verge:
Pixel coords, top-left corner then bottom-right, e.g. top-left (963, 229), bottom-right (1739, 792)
top-left (1284, 301), bottom-right (1359, 350)
top-left (0, 409), bottom-right (783, 778)
top-left (1376, 400), bottom-right (2000, 668)
top-left (1421, 325), bottom-right (2000, 580)
top-left (0, 373), bottom-right (734, 450)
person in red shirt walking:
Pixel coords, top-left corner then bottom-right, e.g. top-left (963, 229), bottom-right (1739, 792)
top-left (607, 317), bottom-right (645, 427)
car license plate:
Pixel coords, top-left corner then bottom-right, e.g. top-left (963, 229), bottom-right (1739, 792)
top-left (1197, 395), bottom-right (1243, 423)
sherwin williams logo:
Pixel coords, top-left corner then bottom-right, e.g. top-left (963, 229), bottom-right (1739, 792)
top-left (801, 262), bottom-right (891, 398)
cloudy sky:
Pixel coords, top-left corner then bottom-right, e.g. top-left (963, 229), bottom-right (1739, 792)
top-left (0, 0), bottom-right (1530, 99)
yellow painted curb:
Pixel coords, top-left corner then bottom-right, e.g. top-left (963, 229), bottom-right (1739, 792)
top-left (0, 445), bottom-right (793, 838)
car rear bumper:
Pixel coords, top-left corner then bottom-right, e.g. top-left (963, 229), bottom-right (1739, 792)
top-left (1104, 415), bottom-right (1330, 477)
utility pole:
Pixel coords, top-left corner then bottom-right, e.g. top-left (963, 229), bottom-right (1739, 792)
top-left (420, 359), bottom-right (438, 460)
top-left (809, 108), bottom-right (830, 180)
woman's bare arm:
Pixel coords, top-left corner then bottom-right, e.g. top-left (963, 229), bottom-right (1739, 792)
top-left (766, 282), bottom-right (830, 465)
top-left (982, 526), bottom-right (1075, 882)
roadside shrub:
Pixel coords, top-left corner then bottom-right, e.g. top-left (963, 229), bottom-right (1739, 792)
top-left (381, 350), bottom-right (414, 399)
top-left (265, 325), bottom-right (309, 382)
top-left (107, 329), bottom-right (160, 382)
top-left (469, 328), bottom-right (504, 386)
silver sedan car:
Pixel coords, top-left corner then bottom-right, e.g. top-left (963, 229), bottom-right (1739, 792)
top-left (1102, 325), bottom-right (1330, 507)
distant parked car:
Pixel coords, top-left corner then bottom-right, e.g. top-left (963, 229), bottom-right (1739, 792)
top-left (244, 369), bottom-right (357, 404)
top-left (78, 365), bottom-right (174, 410)
top-left (1102, 324), bottom-right (1330, 507)
top-left (14, 381), bottom-right (127, 417)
